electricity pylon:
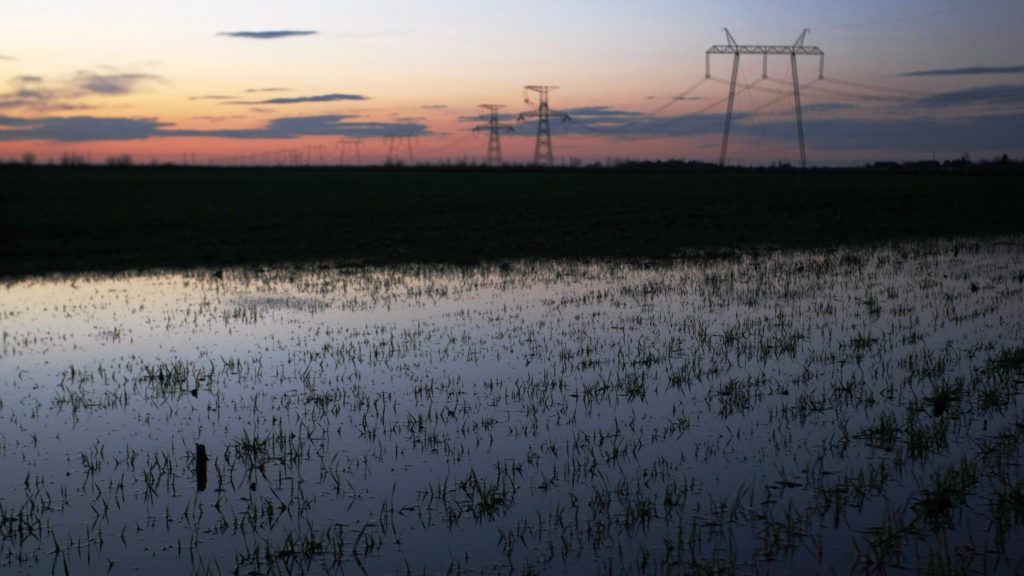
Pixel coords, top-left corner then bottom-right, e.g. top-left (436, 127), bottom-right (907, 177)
top-left (472, 104), bottom-right (514, 165)
top-left (337, 139), bottom-right (364, 165)
top-left (304, 145), bottom-right (326, 166)
top-left (706, 28), bottom-right (824, 168)
top-left (384, 135), bottom-right (416, 165)
top-left (518, 86), bottom-right (571, 166)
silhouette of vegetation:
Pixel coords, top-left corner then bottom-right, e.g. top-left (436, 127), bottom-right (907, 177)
top-left (1, 163), bottom-right (1022, 277)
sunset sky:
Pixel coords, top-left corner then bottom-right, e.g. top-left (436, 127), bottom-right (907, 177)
top-left (1, 0), bottom-right (1022, 165)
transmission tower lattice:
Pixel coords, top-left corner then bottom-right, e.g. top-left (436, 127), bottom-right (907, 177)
top-left (706, 28), bottom-right (824, 168)
top-left (473, 105), bottom-right (515, 165)
top-left (518, 86), bottom-right (571, 166)
top-left (304, 145), bottom-right (327, 166)
top-left (384, 135), bottom-right (416, 165)
top-left (337, 139), bottom-right (364, 165)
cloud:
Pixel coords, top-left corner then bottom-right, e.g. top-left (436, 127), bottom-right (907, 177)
top-left (192, 115), bottom-right (245, 123)
top-left (915, 84), bottom-right (1024, 108)
top-left (549, 106), bottom-right (727, 138)
top-left (0, 70), bottom-right (165, 111)
top-left (0, 115), bottom-right (169, 141)
top-left (0, 113), bottom-right (429, 141)
top-left (28, 103), bottom-right (96, 112)
top-left (0, 54), bottom-right (14, 61)
top-left (6, 107), bottom-right (1017, 156)
top-left (901, 65), bottom-right (1024, 77)
top-left (258, 93), bottom-right (367, 105)
top-left (509, 105), bottom-right (730, 139)
top-left (245, 87), bottom-right (290, 93)
top-left (0, 116), bottom-right (34, 127)
top-left (542, 102), bottom-right (1022, 152)
top-left (0, 76), bottom-right (65, 110)
top-left (646, 95), bottom-right (700, 101)
top-left (756, 102), bottom-right (857, 117)
top-left (565, 106), bottom-right (644, 119)
top-left (1, 84), bottom-right (68, 111)
top-left (72, 71), bottom-right (163, 95)
top-left (173, 115), bottom-right (429, 139)
top-left (458, 112), bottom-right (517, 122)
top-left (421, 104), bottom-right (448, 110)
top-left (499, 99), bottom-right (1024, 155)
top-left (733, 113), bottom-right (1024, 153)
top-left (223, 93), bottom-right (369, 105)
top-left (218, 30), bottom-right (316, 40)
top-left (802, 103), bottom-right (856, 113)
top-left (190, 94), bottom-right (233, 100)
top-left (458, 104), bottom-right (727, 138)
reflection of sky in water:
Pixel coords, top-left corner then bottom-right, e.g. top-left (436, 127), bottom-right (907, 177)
top-left (1, 239), bottom-right (1023, 574)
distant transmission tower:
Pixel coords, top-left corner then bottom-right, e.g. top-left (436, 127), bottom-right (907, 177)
top-left (518, 86), bottom-right (571, 166)
top-left (304, 145), bottom-right (327, 166)
top-left (337, 139), bottom-right (364, 165)
top-left (472, 104), bottom-right (515, 165)
top-left (706, 29), bottom-right (824, 168)
top-left (384, 135), bottom-right (416, 165)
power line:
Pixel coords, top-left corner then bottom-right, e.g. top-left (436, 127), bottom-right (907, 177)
top-left (421, 132), bottom-right (477, 155)
top-left (518, 86), bottom-right (570, 166)
top-left (383, 135), bottom-right (416, 165)
top-left (707, 28), bottom-right (824, 168)
top-left (336, 139), bottom-right (365, 165)
top-left (817, 77), bottom-right (930, 97)
top-left (796, 82), bottom-right (915, 102)
top-left (472, 104), bottom-right (515, 165)
top-left (570, 77), bottom-right (712, 137)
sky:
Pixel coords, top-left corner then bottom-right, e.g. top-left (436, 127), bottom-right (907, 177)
top-left (1, 0), bottom-right (1022, 165)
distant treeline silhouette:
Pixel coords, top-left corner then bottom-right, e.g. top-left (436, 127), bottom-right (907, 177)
top-left (3, 165), bottom-right (1023, 277)
top-left (2, 153), bottom-right (1021, 173)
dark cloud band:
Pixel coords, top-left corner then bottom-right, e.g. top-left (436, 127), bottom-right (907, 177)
top-left (220, 93), bottom-right (369, 105)
top-left (218, 30), bottom-right (316, 40)
top-left (0, 114), bottom-right (427, 142)
top-left (72, 72), bottom-right (163, 95)
top-left (0, 71), bottom-right (165, 111)
top-left (256, 93), bottom-right (367, 105)
top-left (0, 116), bottom-right (171, 141)
top-left (901, 66), bottom-right (1024, 77)
top-left (915, 84), bottom-right (1024, 108)
top-left (742, 114), bottom-right (1024, 153)
top-left (1, 108), bottom-right (1019, 157)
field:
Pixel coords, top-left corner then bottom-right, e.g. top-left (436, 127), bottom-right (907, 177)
top-left (1, 242), bottom-right (1023, 574)
top-left (3, 166), bottom-right (1024, 277)
top-left (1, 168), bottom-right (1024, 574)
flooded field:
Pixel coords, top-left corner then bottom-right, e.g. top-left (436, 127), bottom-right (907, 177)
top-left (2, 238), bottom-right (1023, 575)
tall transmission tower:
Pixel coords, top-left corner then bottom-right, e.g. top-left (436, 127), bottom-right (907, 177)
top-left (384, 135), bottom-right (416, 165)
top-left (472, 104), bottom-right (515, 165)
top-left (304, 145), bottom-right (327, 166)
top-left (337, 139), bottom-right (364, 165)
top-left (706, 29), bottom-right (824, 168)
top-left (517, 86), bottom-right (571, 166)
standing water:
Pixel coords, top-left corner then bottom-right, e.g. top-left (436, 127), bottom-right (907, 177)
top-left (1, 238), bottom-right (1023, 574)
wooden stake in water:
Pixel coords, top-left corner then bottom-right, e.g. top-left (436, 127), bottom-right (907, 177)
top-left (196, 443), bottom-right (208, 492)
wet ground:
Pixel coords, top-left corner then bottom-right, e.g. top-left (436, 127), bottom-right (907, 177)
top-left (2, 237), bottom-right (1023, 574)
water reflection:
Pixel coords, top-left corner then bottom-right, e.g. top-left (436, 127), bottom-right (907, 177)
top-left (1, 238), bottom-right (1023, 574)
